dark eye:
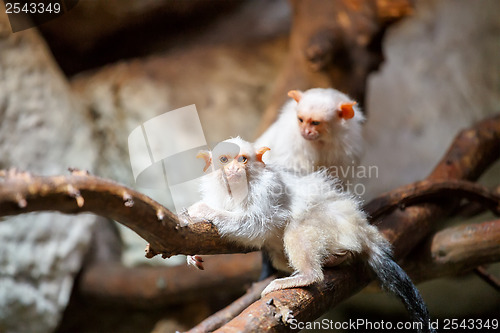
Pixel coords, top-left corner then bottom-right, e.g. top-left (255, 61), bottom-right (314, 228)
top-left (237, 155), bottom-right (248, 163)
top-left (311, 121), bottom-right (321, 126)
top-left (298, 117), bottom-right (304, 123)
top-left (219, 155), bottom-right (229, 164)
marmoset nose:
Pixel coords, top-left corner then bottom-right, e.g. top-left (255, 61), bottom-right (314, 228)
top-left (225, 160), bottom-right (239, 172)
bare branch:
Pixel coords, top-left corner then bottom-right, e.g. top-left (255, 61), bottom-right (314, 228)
top-left (189, 218), bottom-right (500, 332)
top-left (365, 179), bottom-right (500, 222)
top-left (474, 266), bottom-right (500, 292)
top-left (187, 276), bottom-right (275, 333)
top-left (0, 169), bottom-right (249, 258)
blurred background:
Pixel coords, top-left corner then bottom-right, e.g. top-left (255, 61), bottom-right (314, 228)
top-left (0, 0), bottom-right (499, 332)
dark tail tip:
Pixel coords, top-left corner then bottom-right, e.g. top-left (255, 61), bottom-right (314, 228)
top-left (368, 246), bottom-right (435, 333)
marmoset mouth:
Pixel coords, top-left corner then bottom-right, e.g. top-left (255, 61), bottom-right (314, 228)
top-left (302, 132), bottom-right (320, 140)
top-left (225, 171), bottom-right (245, 181)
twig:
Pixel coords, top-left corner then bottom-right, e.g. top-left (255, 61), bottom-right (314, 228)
top-left (364, 179), bottom-right (500, 222)
top-left (474, 266), bottom-right (500, 292)
top-left (187, 276), bottom-right (276, 333)
top-left (455, 185), bottom-right (500, 218)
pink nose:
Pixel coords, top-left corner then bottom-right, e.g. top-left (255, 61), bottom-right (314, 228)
top-left (302, 130), bottom-right (319, 140)
top-left (225, 160), bottom-right (240, 173)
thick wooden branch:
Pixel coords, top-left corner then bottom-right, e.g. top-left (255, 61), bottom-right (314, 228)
top-left (78, 253), bottom-right (261, 307)
top-left (405, 219), bottom-right (500, 283)
top-left (0, 169), bottom-right (248, 258)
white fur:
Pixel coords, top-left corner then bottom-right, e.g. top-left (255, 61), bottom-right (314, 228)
top-left (184, 138), bottom-right (386, 294)
top-left (256, 88), bottom-right (365, 182)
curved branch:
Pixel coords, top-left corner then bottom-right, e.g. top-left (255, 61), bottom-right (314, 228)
top-left (189, 216), bottom-right (500, 332)
top-left (0, 169), bottom-right (248, 257)
top-left (364, 179), bottom-right (500, 222)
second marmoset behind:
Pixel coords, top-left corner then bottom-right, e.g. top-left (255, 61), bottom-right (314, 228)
top-left (256, 87), bottom-right (364, 180)
top-left (182, 137), bottom-right (433, 333)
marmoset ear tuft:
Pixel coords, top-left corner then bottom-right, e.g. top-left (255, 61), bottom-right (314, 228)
top-left (338, 102), bottom-right (357, 120)
top-left (255, 147), bottom-right (271, 165)
top-left (196, 150), bottom-right (212, 172)
top-left (287, 90), bottom-right (303, 103)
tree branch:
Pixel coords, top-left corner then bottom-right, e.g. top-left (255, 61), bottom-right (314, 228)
top-left (77, 253), bottom-right (262, 307)
top-left (365, 179), bottom-right (500, 222)
top-left (405, 219), bottom-right (500, 283)
top-left (0, 169), bottom-right (249, 258)
top-left (187, 276), bottom-right (276, 333)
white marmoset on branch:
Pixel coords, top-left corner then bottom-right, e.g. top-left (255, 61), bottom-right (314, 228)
top-left (256, 88), bottom-right (365, 183)
top-left (182, 138), bottom-right (433, 333)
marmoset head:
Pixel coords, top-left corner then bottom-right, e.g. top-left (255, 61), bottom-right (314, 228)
top-left (197, 138), bottom-right (270, 183)
top-left (288, 89), bottom-right (357, 141)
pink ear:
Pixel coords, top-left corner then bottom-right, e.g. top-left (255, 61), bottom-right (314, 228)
top-left (339, 102), bottom-right (357, 120)
top-left (287, 90), bottom-right (303, 103)
top-left (255, 147), bottom-right (270, 165)
top-left (196, 151), bottom-right (212, 172)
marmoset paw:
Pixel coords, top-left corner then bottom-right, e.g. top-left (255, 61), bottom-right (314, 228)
top-left (187, 255), bottom-right (205, 270)
top-left (177, 209), bottom-right (193, 227)
top-left (187, 202), bottom-right (212, 217)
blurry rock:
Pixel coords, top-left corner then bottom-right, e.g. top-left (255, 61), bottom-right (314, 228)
top-left (0, 11), bottom-right (99, 333)
top-left (362, 0), bottom-right (500, 199)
